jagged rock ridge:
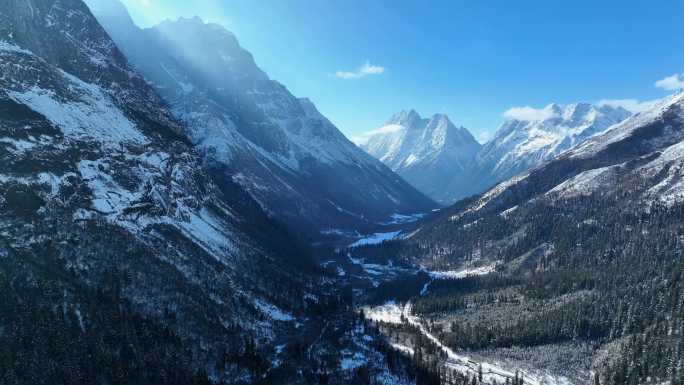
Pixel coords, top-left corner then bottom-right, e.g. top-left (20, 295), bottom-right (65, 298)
top-left (86, 0), bottom-right (437, 235)
top-left (360, 110), bottom-right (482, 203)
top-left (0, 0), bottom-right (318, 381)
top-left (360, 103), bottom-right (632, 204)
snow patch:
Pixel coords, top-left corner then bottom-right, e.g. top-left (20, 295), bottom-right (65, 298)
top-left (8, 72), bottom-right (146, 148)
top-left (363, 301), bottom-right (403, 324)
top-left (570, 93), bottom-right (684, 159)
top-left (349, 231), bottom-right (402, 247)
top-left (454, 173), bottom-right (530, 220)
top-left (340, 352), bottom-right (367, 371)
top-left (401, 302), bottom-right (570, 385)
top-left (546, 166), bottom-right (617, 199)
top-left (0, 40), bottom-right (35, 56)
top-left (176, 209), bottom-right (237, 259)
top-left (379, 212), bottom-right (426, 225)
top-left (320, 228), bottom-right (361, 237)
top-left (390, 343), bottom-right (414, 356)
top-left (427, 263), bottom-right (498, 280)
top-left (253, 300), bottom-right (294, 322)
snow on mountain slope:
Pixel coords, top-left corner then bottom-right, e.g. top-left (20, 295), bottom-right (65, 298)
top-left (359, 104), bottom-right (631, 205)
top-left (0, 0), bottom-right (319, 381)
top-left (7, 71), bottom-right (146, 148)
top-left (359, 110), bottom-right (482, 204)
top-left (86, 1), bottom-right (436, 235)
top-left (372, 93), bottom-right (684, 385)
top-left (568, 93), bottom-right (684, 159)
top-left (476, 102), bottom-right (632, 189)
top-left (641, 140), bottom-right (684, 204)
top-left (432, 92), bottom-right (684, 224)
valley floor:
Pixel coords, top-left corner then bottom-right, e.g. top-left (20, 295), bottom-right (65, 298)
top-left (318, 245), bottom-right (588, 385)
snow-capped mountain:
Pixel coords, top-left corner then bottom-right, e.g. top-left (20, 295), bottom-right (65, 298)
top-left (359, 104), bottom-right (631, 205)
top-left (0, 0), bottom-right (321, 381)
top-left (370, 92), bottom-right (684, 385)
top-left (359, 110), bottom-right (482, 203)
top-left (419, 92), bottom-right (684, 241)
top-left (477, 102), bottom-right (633, 188)
top-left (86, 0), bottom-right (436, 235)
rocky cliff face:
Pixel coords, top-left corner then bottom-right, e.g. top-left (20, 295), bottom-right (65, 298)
top-left (409, 93), bottom-right (684, 264)
top-left (86, 1), bottom-right (437, 235)
top-left (0, 0), bottom-right (318, 381)
top-left (476, 102), bottom-right (633, 190)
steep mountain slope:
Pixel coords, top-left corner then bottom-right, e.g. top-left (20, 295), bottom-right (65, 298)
top-left (359, 110), bottom-right (482, 204)
top-left (455, 94), bottom-right (681, 225)
top-left (85, 0), bottom-right (436, 236)
top-left (0, 0), bottom-right (323, 382)
top-left (363, 93), bottom-right (684, 385)
top-left (401, 93), bottom-right (684, 269)
top-left (476, 102), bottom-right (632, 189)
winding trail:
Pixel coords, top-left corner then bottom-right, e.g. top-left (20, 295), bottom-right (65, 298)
top-left (401, 302), bottom-right (567, 385)
top-left (353, 254), bottom-right (572, 385)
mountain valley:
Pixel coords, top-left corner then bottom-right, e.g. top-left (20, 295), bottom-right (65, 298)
top-left (0, 1), bottom-right (682, 385)
top-left (349, 92), bottom-right (684, 385)
top-left (85, 0), bottom-right (436, 237)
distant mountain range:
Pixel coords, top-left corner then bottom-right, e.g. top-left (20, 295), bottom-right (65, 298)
top-left (413, 92), bottom-right (684, 249)
top-left (372, 89), bottom-right (684, 384)
top-left (359, 103), bottom-right (633, 204)
top-left (368, 91), bottom-right (684, 385)
top-left (477, 102), bottom-right (633, 190)
top-left (86, 0), bottom-right (436, 236)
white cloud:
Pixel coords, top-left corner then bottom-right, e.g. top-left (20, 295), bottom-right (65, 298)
top-left (655, 73), bottom-right (684, 91)
top-left (597, 98), bottom-right (660, 113)
top-left (505, 96), bottom-right (663, 121)
top-left (476, 131), bottom-right (493, 144)
top-left (349, 124), bottom-right (405, 145)
top-left (503, 105), bottom-right (557, 121)
top-left (335, 61), bottom-right (386, 79)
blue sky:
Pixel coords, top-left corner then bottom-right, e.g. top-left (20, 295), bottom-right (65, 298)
top-left (121, 0), bottom-right (684, 142)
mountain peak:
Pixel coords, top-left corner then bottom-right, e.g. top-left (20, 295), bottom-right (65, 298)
top-left (596, 102), bottom-right (632, 116)
top-left (186, 15), bottom-right (204, 23)
top-left (362, 111), bottom-right (481, 203)
top-left (160, 15), bottom-right (236, 37)
top-left (425, 113), bottom-right (458, 135)
top-left (89, 0), bottom-right (436, 233)
top-left (545, 103), bottom-right (563, 116)
top-left (562, 102), bottom-right (595, 122)
top-left (430, 113), bottom-right (451, 124)
top-left (158, 15), bottom-right (204, 27)
top-left (387, 109), bottom-right (423, 128)
top-left (479, 101), bottom-right (634, 188)
top-left (155, 15), bottom-right (237, 40)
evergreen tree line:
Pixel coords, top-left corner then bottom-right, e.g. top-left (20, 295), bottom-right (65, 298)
top-left (373, 192), bottom-right (684, 385)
